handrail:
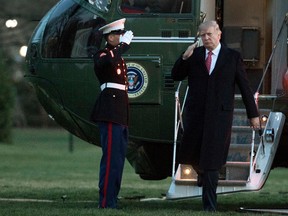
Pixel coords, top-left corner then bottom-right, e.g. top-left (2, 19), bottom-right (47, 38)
top-left (172, 81), bottom-right (189, 177)
top-left (248, 129), bottom-right (256, 181)
top-left (234, 94), bottom-right (278, 100)
top-left (172, 82), bottom-right (181, 177)
top-left (248, 92), bottom-right (263, 182)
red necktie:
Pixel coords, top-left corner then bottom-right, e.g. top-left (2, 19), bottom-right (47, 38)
top-left (205, 51), bottom-right (212, 73)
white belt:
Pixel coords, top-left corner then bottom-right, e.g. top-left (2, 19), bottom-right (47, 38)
top-left (100, 82), bottom-right (126, 91)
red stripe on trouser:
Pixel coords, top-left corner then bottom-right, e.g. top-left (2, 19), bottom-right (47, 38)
top-left (101, 122), bottom-right (113, 207)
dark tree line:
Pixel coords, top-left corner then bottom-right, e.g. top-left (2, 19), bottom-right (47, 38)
top-left (0, 0), bottom-right (59, 143)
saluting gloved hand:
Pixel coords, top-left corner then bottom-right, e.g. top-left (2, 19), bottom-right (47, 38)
top-left (120, 30), bottom-right (134, 45)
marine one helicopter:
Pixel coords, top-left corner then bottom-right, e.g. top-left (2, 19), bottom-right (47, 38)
top-left (25, 0), bottom-right (288, 199)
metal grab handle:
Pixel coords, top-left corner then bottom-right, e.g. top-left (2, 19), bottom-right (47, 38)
top-left (172, 82), bottom-right (182, 177)
top-left (172, 82), bottom-right (189, 177)
top-left (249, 92), bottom-right (263, 181)
top-left (249, 129), bottom-right (256, 181)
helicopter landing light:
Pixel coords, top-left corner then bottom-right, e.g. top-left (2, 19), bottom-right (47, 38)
top-left (261, 115), bottom-right (268, 123)
top-left (258, 115), bottom-right (269, 135)
top-left (265, 128), bottom-right (274, 143)
top-left (180, 164), bottom-right (194, 179)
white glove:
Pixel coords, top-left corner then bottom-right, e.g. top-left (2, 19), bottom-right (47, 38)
top-left (120, 30), bottom-right (134, 45)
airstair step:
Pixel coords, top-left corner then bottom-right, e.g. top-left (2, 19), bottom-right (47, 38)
top-left (231, 126), bottom-right (261, 144)
top-left (224, 161), bottom-right (250, 180)
top-left (232, 108), bottom-right (270, 126)
top-left (218, 179), bottom-right (247, 186)
top-left (233, 109), bottom-right (250, 126)
top-left (175, 179), bottom-right (247, 186)
top-left (233, 107), bottom-right (271, 115)
top-left (225, 161), bottom-right (250, 167)
top-left (175, 161), bottom-right (250, 185)
top-left (168, 111), bottom-right (284, 199)
top-left (227, 144), bottom-right (255, 162)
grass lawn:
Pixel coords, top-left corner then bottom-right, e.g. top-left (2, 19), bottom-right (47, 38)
top-left (0, 128), bottom-right (288, 215)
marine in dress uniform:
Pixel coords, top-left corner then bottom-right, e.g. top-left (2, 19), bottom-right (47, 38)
top-left (90, 18), bottom-right (134, 209)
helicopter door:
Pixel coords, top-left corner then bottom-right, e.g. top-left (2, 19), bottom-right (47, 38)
top-left (117, 0), bottom-right (199, 141)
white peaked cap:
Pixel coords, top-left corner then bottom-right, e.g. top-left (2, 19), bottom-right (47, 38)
top-left (99, 18), bottom-right (126, 34)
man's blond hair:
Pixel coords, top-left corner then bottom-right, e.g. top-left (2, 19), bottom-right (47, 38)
top-left (199, 20), bottom-right (221, 33)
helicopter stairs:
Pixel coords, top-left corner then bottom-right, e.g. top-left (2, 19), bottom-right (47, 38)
top-left (166, 107), bottom-right (286, 199)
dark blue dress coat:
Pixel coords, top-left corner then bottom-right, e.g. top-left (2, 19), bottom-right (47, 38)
top-left (90, 43), bottom-right (130, 126)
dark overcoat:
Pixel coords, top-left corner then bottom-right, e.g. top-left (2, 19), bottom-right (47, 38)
top-left (90, 43), bottom-right (130, 126)
top-left (171, 44), bottom-right (259, 170)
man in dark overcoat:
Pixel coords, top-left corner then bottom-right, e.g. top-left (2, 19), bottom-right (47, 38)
top-left (90, 18), bottom-right (133, 209)
top-left (171, 20), bottom-right (260, 211)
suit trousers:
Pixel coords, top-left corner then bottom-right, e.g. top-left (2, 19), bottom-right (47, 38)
top-left (202, 170), bottom-right (219, 211)
top-left (98, 122), bottom-right (128, 208)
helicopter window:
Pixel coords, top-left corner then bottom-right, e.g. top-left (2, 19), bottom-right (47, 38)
top-left (42, 0), bottom-right (106, 58)
top-left (120, 0), bottom-right (192, 14)
top-left (86, 0), bottom-right (112, 13)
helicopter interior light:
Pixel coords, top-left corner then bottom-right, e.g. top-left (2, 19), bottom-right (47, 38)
top-left (265, 128), bottom-right (274, 143)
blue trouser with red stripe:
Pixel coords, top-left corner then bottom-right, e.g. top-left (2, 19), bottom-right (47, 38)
top-left (98, 122), bottom-right (128, 208)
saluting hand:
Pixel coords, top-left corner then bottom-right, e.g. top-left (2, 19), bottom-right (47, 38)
top-left (182, 41), bottom-right (198, 60)
top-left (120, 30), bottom-right (134, 45)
